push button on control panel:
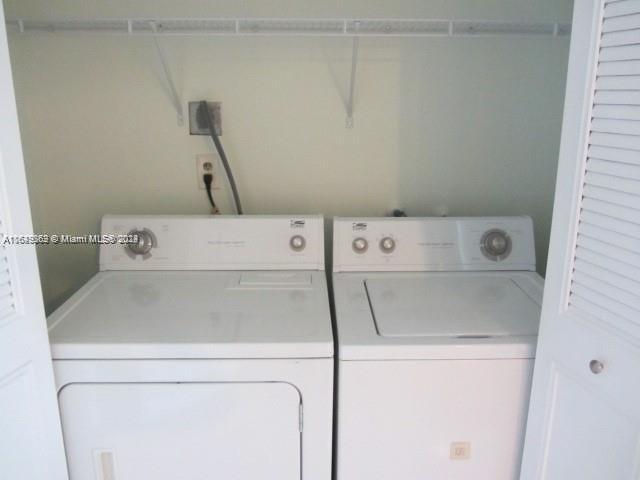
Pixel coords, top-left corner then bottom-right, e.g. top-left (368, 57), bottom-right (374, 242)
top-left (289, 235), bottom-right (306, 252)
top-left (379, 237), bottom-right (396, 254)
top-left (352, 237), bottom-right (368, 254)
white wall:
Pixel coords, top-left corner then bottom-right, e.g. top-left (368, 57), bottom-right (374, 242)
top-left (4, 0), bottom-right (572, 313)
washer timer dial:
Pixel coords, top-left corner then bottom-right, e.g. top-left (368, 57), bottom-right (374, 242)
top-left (480, 229), bottom-right (512, 261)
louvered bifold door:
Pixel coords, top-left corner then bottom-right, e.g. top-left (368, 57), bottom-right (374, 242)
top-left (0, 3), bottom-right (68, 478)
top-left (571, 0), bottom-right (640, 340)
top-left (521, 1), bottom-right (640, 479)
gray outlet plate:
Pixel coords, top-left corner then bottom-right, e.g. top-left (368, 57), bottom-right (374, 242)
top-left (188, 101), bottom-right (222, 136)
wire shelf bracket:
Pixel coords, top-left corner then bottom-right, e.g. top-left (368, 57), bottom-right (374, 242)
top-left (149, 21), bottom-right (184, 126)
top-left (346, 32), bottom-right (359, 128)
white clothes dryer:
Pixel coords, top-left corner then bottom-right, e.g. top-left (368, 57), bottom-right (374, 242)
top-left (48, 215), bottom-right (333, 480)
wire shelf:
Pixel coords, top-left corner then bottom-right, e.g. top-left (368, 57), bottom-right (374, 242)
top-left (238, 19), bottom-right (344, 35)
top-left (6, 17), bottom-right (571, 38)
top-left (346, 19), bottom-right (451, 36)
top-left (136, 19), bottom-right (237, 35)
top-left (453, 21), bottom-right (558, 36)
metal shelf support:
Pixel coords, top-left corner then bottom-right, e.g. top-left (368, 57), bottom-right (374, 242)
top-left (346, 35), bottom-right (359, 128)
top-left (149, 21), bottom-right (184, 126)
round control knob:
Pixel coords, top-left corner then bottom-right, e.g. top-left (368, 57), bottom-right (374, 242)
top-left (126, 229), bottom-right (155, 256)
top-left (289, 235), bottom-right (306, 252)
top-left (480, 229), bottom-right (512, 261)
top-left (379, 236), bottom-right (396, 254)
top-left (352, 237), bottom-right (368, 254)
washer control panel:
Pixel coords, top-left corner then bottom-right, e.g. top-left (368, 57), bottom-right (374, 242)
top-left (333, 216), bottom-right (536, 272)
top-left (100, 215), bottom-right (324, 271)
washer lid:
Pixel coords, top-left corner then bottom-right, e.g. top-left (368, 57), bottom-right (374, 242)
top-left (47, 270), bottom-right (333, 360)
top-left (367, 276), bottom-right (540, 338)
top-left (332, 271), bottom-right (543, 360)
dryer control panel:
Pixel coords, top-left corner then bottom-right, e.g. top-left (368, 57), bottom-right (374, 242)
top-left (333, 216), bottom-right (536, 272)
top-left (99, 215), bottom-right (324, 271)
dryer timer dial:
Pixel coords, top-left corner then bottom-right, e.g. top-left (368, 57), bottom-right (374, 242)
top-left (290, 235), bottom-right (306, 252)
top-left (126, 229), bottom-right (156, 256)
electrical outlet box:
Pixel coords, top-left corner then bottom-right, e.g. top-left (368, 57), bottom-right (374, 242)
top-left (196, 153), bottom-right (221, 190)
top-left (189, 101), bottom-right (222, 135)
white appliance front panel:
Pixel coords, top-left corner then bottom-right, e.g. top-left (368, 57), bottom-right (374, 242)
top-left (367, 275), bottom-right (540, 337)
top-left (336, 358), bottom-right (534, 480)
top-left (59, 382), bottom-right (301, 480)
top-left (333, 216), bottom-right (535, 272)
top-left (100, 215), bottom-right (324, 271)
top-left (47, 270), bottom-right (333, 359)
top-left (53, 358), bottom-right (333, 480)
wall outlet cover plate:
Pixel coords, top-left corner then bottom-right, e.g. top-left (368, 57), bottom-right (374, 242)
top-left (189, 101), bottom-right (222, 136)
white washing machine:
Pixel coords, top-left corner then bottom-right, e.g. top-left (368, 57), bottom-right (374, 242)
top-left (48, 215), bottom-right (333, 480)
top-left (332, 216), bottom-right (543, 480)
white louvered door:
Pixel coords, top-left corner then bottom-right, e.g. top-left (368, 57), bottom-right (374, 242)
top-left (0, 3), bottom-right (68, 480)
top-left (520, 1), bottom-right (640, 479)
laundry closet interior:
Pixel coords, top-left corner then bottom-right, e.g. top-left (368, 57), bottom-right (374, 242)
top-left (10, 0), bottom-right (637, 479)
top-left (3, 0), bottom-right (571, 313)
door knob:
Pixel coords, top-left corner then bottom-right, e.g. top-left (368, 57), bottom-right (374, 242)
top-left (589, 359), bottom-right (604, 375)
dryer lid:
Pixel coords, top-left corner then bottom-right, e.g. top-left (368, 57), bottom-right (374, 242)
top-left (366, 275), bottom-right (540, 338)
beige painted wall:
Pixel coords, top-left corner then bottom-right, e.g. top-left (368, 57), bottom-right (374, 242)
top-left (4, 0), bottom-right (572, 313)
